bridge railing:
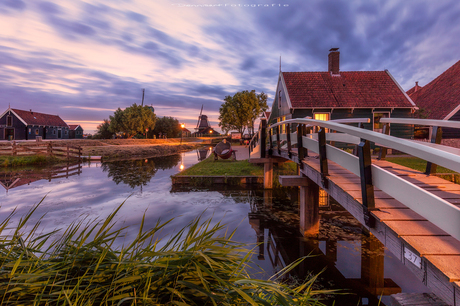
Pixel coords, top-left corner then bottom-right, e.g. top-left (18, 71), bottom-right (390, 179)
top-left (264, 118), bottom-right (460, 241)
top-left (379, 118), bottom-right (460, 174)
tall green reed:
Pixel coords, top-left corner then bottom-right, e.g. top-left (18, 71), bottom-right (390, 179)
top-left (1, 199), bottom-right (332, 305)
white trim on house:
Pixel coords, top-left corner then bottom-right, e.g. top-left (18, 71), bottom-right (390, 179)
top-left (279, 73), bottom-right (292, 110)
top-left (444, 104), bottom-right (460, 120)
top-left (385, 69), bottom-right (418, 109)
top-left (0, 108), bottom-right (28, 126)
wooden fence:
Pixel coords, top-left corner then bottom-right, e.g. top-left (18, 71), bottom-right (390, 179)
top-left (0, 142), bottom-right (82, 160)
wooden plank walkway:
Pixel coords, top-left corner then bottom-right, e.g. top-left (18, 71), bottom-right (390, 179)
top-left (299, 154), bottom-right (460, 305)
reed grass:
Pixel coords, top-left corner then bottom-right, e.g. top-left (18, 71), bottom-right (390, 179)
top-left (0, 199), bottom-right (332, 305)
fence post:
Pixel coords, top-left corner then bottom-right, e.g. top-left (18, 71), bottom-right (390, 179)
top-left (318, 127), bottom-right (328, 188)
top-left (48, 143), bottom-right (52, 156)
top-left (425, 126), bottom-right (442, 175)
top-left (377, 123), bottom-right (390, 160)
top-left (261, 118), bottom-right (266, 158)
top-left (358, 139), bottom-right (376, 228)
top-left (286, 123), bottom-right (292, 159)
top-left (67, 145), bottom-right (70, 160)
top-left (12, 141), bottom-right (17, 156)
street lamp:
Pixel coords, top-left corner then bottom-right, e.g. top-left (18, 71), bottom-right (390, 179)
top-left (180, 123), bottom-right (185, 144)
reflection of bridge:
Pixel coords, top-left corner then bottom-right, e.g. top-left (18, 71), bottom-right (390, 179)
top-left (249, 189), bottom-right (401, 305)
top-left (249, 118), bottom-right (460, 305)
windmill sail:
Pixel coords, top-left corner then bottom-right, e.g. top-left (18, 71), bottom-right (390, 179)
top-left (195, 105), bottom-right (203, 131)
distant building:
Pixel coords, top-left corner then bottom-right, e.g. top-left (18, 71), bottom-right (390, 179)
top-left (194, 114), bottom-right (220, 136)
top-left (68, 125), bottom-right (84, 139)
top-left (0, 107), bottom-right (70, 140)
top-left (407, 60), bottom-right (460, 138)
top-left (268, 49), bottom-right (417, 138)
top-left (182, 128), bottom-right (191, 137)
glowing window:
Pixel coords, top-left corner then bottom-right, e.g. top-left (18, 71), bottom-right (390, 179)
top-left (314, 113), bottom-right (330, 121)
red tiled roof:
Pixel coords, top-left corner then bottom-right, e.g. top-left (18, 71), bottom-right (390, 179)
top-left (12, 109), bottom-right (68, 127)
top-left (68, 125), bottom-right (80, 130)
top-left (407, 60), bottom-right (460, 119)
top-left (406, 84), bottom-right (423, 96)
top-left (282, 71), bottom-right (414, 108)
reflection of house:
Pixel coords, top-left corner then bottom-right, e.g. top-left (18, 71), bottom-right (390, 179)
top-left (268, 48), bottom-right (417, 138)
top-left (69, 125), bottom-right (84, 139)
top-left (407, 60), bottom-right (460, 138)
top-left (0, 107), bottom-right (70, 140)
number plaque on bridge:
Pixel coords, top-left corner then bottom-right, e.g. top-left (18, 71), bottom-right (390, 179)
top-left (404, 247), bottom-right (422, 269)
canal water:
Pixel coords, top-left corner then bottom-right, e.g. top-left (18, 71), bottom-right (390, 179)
top-left (0, 150), bottom-right (429, 305)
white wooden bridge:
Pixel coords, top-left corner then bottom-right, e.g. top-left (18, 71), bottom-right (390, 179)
top-left (248, 117), bottom-right (460, 305)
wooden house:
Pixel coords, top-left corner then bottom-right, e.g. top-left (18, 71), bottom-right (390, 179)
top-left (407, 60), bottom-right (460, 138)
top-left (68, 125), bottom-right (84, 139)
top-left (0, 108), bottom-right (70, 140)
top-left (269, 49), bottom-right (417, 138)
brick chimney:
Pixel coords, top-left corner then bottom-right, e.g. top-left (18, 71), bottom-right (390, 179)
top-left (414, 81), bottom-right (420, 92)
top-left (328, 48), bottom-right (340, 75)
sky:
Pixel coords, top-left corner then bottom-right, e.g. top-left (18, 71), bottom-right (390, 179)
top-left (1, 0), bottom-right (460, 134)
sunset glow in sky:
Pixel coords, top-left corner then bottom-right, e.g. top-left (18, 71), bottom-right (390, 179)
top-left (1, 0), bottom-right (460, 133)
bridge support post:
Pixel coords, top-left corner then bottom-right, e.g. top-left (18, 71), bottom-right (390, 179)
top-left (286, 123), bottom-right (292, 159)
top-left (264, 161), bottom-right (273, 189)
top-left (299, 177), bottom-right (320, 237)
top-left (268, 127), bottom-right (273, 156)
top-left (318, 128), bottom-right (329, 188)
top-left (358, 139), bottom-right (376, 228)
top-left (425, 126), bottom-right (442, 175)
top-left (377, 123), bottom-right (390, 160)
top-left (261, 118), bottom-right (267, 158)
top-left (276, 125), bottom-right (281, 155)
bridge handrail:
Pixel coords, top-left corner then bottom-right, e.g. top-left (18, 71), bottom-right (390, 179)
top-left (380, 118), bottom-right (460, 129)
top-left (267, 118), bottom-right (460, 241)
top-left (269, 118), bottom-right (460, 174)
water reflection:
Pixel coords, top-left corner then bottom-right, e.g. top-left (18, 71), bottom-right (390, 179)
top-left (171, 187), bottom-right (425, 306)
top-left (250, 189), bottom-right (403, 305)
top-left (0, 154), bottom-right (428, 305)
top-left (0, 163), bottom-right (82, 193)
top-left (101, 155), bottom-right (180, 188)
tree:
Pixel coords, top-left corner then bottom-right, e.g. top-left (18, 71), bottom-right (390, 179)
top-left (95, 119), bottom-right (114, 139)
top-left (218, 90), bottom-right (268, 135)
top-left (109, 103), bottom-right (156, 138)
top-left (152, 116), bottom-right (182, 138)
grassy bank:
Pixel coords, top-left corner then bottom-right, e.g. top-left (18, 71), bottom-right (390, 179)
top-left (386, 156), bottom-right (456, 173)
top-left (0, 155), bottom-right (62, 168)
top-left (179, 156), bottom-right (264, 176)
top-left (0, 202), bottom-right (331, 305)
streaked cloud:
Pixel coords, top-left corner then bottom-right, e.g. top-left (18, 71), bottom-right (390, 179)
top-left (0, 0), bottom-right (459, 133)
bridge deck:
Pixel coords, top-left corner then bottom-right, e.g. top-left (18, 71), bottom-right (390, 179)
top-left (297, 154), bottom-right (460, 304)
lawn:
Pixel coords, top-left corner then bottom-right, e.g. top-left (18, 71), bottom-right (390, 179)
top-left (386, 156), bottom-right (456, 173)
top-left (179, 156), bottom-right (264, 176)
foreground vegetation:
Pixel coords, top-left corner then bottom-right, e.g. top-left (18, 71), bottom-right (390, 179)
top-left (0, 202), bottom-right (332, 305)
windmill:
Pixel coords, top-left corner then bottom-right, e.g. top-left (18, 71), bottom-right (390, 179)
top-left (194, 105), bottom-right (217, 135)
